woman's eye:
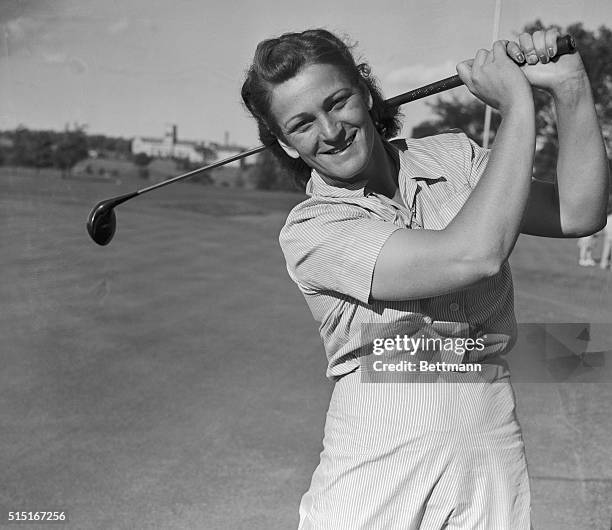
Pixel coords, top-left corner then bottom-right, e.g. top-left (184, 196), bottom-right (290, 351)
top-left (332, 97), bottom-right (349, 109)
top-left (293, 121), bottom-right (312, 133)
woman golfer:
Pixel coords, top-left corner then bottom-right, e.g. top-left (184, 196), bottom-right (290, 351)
top-left (242, 28), bottom-right (608, 529)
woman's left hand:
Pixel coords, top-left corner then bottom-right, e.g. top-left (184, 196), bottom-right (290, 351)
top-left (505, 28), bottom-right (588, 95)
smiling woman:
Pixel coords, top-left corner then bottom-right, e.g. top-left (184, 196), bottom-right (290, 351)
top-left (270, 62), bottom-right (378, 184)
top-left (241, 30), bottom-right (401, 190)
top-left (240, 28), bottom-right (609, 529)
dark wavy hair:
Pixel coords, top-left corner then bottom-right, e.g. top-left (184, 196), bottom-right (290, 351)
top-left (241, 29), bottom-right (402, 190)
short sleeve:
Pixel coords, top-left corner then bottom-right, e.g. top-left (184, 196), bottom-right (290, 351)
top-left (279, 202), bottom-right (401, 304)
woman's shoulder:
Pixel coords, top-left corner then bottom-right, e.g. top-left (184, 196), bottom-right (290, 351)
top-left (278, 196), bottom-right (375, 258)
top-left (280, 197), bottom-right (323, 234)
top-left (281, 196), bottom-right (367, 233)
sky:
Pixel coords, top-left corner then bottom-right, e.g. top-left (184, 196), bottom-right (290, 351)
top-left (1, 0), bottom-right (611, 148)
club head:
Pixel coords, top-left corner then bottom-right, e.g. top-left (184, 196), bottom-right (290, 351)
top-left (87, 200), bottom-right (117, 246)
top-left (86, 191), bottom-right (138, 246)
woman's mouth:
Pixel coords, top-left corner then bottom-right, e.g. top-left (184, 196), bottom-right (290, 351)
top-left (322, 132), bottom-right (357, 155)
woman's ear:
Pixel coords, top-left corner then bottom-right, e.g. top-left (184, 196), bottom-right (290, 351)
top-left (366, 89), bottom-right (373, 110)
top-left (277, 139), bottom-right (300, 159)
top-left (359, 80), bottom-right (373, 110)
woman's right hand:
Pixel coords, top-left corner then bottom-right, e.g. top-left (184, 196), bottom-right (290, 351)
top-left (456, 40), bottom-right (533, 115)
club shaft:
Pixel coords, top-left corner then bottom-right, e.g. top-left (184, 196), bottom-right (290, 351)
top-left (109, 35), bottom-right (578, 197)
top-left (136, 73), bottom-right (461, 194)
top-left (136, 144), bottom-right (267, 195)
top-left (141, 75), bottom-right (466, 192)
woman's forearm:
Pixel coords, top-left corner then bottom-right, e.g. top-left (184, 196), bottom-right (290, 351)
top-left (553, 74), bottom-right (609, 234)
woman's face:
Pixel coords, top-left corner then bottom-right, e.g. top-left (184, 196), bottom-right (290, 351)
top-left (269, 62), bottom-right (377, 183)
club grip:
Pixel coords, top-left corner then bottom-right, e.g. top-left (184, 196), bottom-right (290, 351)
top-left (384, 34), bottom-right (577, 108)
top-left (556, 34), bottom-right (576, 56)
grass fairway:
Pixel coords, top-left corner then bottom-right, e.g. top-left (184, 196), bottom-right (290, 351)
top-left (1, 168), bottom-right (611, 529)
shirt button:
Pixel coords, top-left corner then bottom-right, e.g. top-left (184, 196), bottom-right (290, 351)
top-left (449, 302), bottom-right (460, 312)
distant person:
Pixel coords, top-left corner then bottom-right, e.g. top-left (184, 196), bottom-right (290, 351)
top-left (600, 212), bottom-right (612, 269)
top-left (242, 27), bottom-right (609, 529)
top-left (578, 234), bottom-right (597, 266)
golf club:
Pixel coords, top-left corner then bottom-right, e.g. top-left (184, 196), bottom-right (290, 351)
top-left (87, 34), bottom-right (575, 246)
top-left (86, 145), bottom-right (266, 245)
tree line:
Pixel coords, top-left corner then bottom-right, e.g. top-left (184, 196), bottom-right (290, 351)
top-left (0, 125), bottom-right (132, 176)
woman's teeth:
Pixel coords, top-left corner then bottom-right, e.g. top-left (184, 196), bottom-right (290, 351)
top-left (325, 134), bottom-right (356, 154)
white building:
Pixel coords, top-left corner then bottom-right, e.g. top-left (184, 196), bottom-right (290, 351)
top-left (132, 126), bottom-right (258, 168)
top-left (131, 125), bottom-right (205, 164)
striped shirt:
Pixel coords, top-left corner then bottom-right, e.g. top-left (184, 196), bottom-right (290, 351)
top-left (279, 132), bottom-right (517, 380)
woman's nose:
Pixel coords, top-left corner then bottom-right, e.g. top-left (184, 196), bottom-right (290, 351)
top-left (319, 115), bottom-right (343, 142)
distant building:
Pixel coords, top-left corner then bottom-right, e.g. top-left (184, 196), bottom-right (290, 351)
top-left (131, 125), bottom-right (205, 164)
top-left (131, 126), bottom-right (257, 168)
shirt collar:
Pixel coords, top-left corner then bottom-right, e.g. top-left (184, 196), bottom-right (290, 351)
top-left (305, 170), bottom-right (367, 198)
top-left (389, 138), bottom-right (446, 183)
top-left (305, 138), bottom-right (443, 199)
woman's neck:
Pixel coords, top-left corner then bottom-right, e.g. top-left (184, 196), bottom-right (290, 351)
top-left (362, 135), bottom-right (400, 198)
